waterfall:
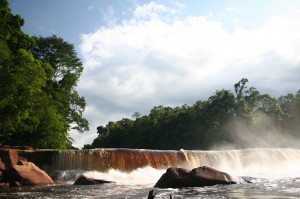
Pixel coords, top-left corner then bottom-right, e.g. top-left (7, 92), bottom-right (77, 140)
top-left (56, 148), bottom-right (181, 172)
top-left (20, 148), bottom-right (300, 177)
top-left (185, 148), bottom-right (300, 176)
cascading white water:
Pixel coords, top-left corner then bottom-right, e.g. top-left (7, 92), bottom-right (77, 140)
top-left (48, 148), bottom-right (300, 185)
top-left (185, 148), bottom-right (300, 178)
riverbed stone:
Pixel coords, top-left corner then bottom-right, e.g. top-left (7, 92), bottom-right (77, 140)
top-left (74, 175), bottom-right (113, 185)
top-left (154, 166), bottom-right (236, 188)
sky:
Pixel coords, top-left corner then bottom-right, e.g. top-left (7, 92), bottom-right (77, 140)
top-left (9, 0), bottom-right (300, 148)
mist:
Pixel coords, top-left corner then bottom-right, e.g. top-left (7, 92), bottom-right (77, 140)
top-left (212, 112), bottom-right (300, 150)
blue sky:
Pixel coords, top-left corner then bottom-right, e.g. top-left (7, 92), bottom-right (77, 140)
top-left (9, 0), bottom-right (300, 148)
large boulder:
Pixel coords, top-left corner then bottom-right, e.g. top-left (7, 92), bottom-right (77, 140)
top-left (154, 166), bottom-right (236, 188)
top-left (1, 161), bottom-right (54, 187)
top-left (74, 175), bottom-right (113, 185)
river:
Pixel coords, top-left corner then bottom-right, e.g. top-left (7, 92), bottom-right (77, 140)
top-left (1, 148), bottom-right (300, 198)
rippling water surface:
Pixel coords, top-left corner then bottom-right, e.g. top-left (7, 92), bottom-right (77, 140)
top-left (1, 179), bottom-right (300, 199)
top-left (1, 170), bottom-right (300, 198)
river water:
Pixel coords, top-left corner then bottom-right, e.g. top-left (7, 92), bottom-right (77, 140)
top-left (1, 148), bottom-right (300, 198)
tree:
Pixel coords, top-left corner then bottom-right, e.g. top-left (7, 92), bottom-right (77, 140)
top-left (234, 78), bottom-right (252, 119)
top-left (286, 90), bottom-right (300, 136)
top-left (32, 35), bottom-right (89, 133)
top-left (87, 78), bottom-right (300, 150)
top-left (0, 0), bottom-right (89, 148)
top-left (0, 0), bottom-right (46, 145)
top-left (206, 89), bottom-right (235, 125)
top-left (132, 112), bottom-right (141, 119)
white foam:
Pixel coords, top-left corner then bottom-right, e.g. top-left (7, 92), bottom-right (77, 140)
top-left (82, 166), bottom-right (165, 186)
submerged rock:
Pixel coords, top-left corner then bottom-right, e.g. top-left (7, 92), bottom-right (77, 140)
top-left (74, 175), bottom-right (114, 185)
top-left (154, 166), bottom-right (236, 188)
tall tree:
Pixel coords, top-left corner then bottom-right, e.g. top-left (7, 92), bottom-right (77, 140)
top-left (32, 35), bottom-right (89, 133)
top-left (0, 0), bottom-right (46, 145)
top-left (0, 0), bottom-right (89, 148)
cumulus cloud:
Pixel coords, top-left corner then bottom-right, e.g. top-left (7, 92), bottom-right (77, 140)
top-left (70, 1), bottom-right (300, 148)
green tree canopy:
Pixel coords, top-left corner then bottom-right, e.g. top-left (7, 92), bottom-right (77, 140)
top-left (32, 35), bottom-right (89, 133)
top-left (86, 79), bottom-right (299, 150)
top-left (0, 0), bottom-right (88, 149)
top-left (0, 0), bottom-right (45, 145)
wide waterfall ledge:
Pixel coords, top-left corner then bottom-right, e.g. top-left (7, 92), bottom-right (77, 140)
top-left (19, 148), bottom-right (300, 179)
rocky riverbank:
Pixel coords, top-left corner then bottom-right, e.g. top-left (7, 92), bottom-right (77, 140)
top-left (0, 147), bottom-right (54, 188)
top-left (0, 147), bottom-right (113, 188)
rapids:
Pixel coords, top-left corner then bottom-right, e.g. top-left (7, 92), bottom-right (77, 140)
top-left (50, 148), bottom-right (300, 184)
top-left (3, 148), bottom-right (300, 198)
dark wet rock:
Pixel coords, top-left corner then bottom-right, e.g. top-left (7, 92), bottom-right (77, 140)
top-left (241, 176), bottom-right (255, 183)
top-left (0, 148), bottom-right (19, 169)
top-left (154, 166), bottom-right (236, 188)
top-left (74, 175), bottom-right (114, 185)
top-left (147, 190), bottom-right (157, 199)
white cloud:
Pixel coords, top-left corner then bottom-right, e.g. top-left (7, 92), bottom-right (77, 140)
top-left (225, 7), bottom-right (239, 13)
top-left (134, 1), bottom-right (168, 19)
top-left (73, 1), bottom-right (300, 148)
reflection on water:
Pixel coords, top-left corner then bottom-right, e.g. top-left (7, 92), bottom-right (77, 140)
top-left (1, 177), bottom-right (300, 199)
top-left (0, 184), bottom-right (150, 199)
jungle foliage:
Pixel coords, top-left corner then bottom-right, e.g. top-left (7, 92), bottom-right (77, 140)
top-left (86, 78), bottom-right (300, 150)
top-left (0, 0), bottom-right (88, 149)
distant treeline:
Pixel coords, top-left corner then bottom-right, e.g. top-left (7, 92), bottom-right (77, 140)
top-left (85, 78), bottom-right (300, 150)
top-left (0, 0), bottom-right (88, 149)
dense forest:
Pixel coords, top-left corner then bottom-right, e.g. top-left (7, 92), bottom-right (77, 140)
top-left (0, 0), bottom-right (88, 149)
top-left (85, 78), bottom-right (300, 150)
